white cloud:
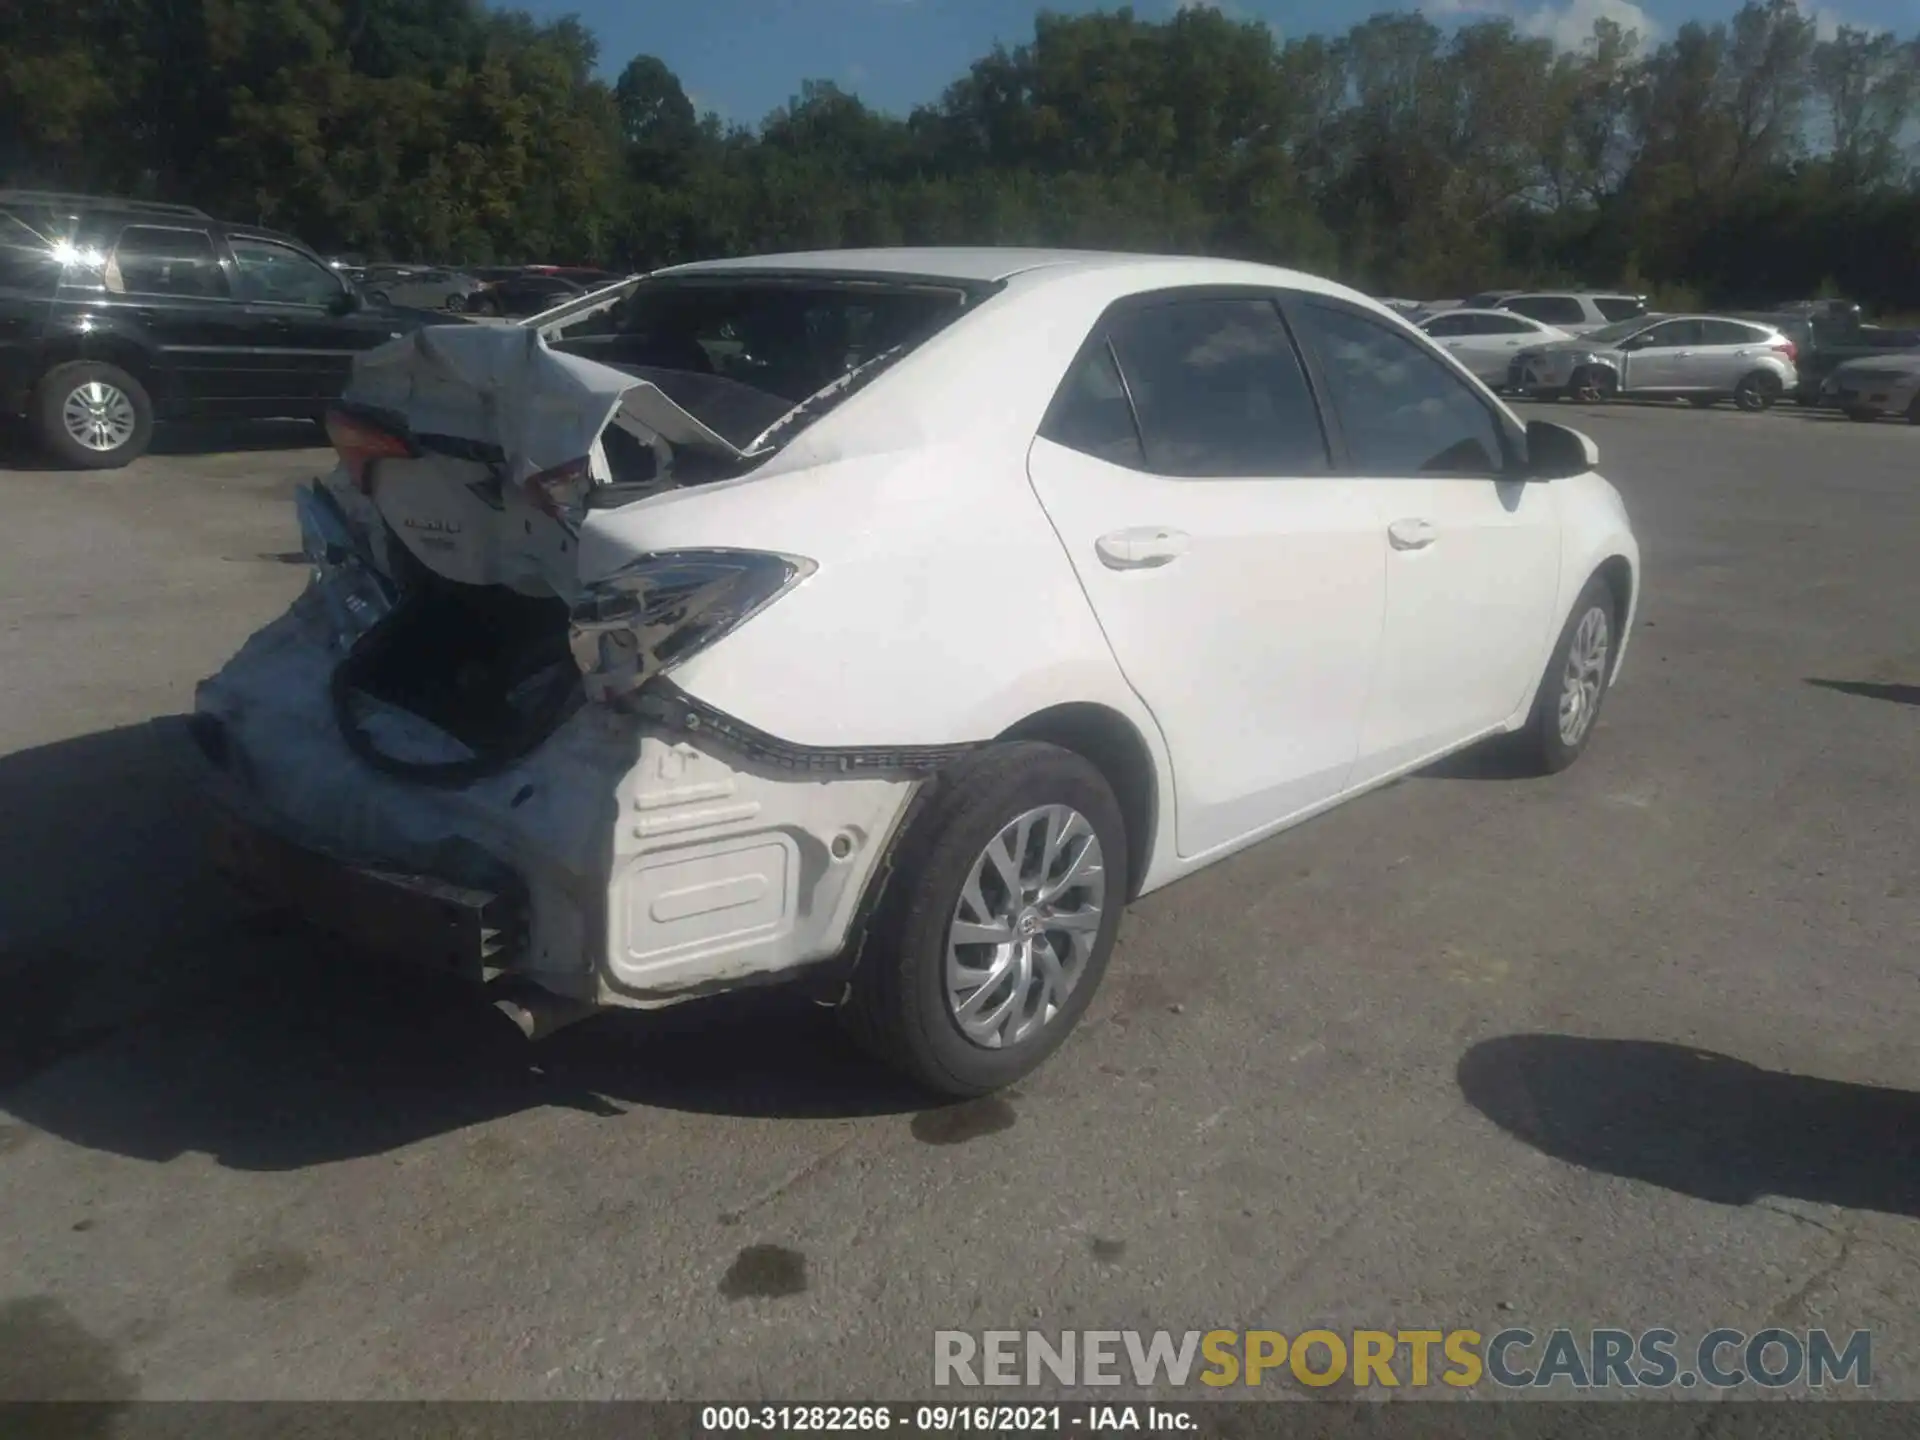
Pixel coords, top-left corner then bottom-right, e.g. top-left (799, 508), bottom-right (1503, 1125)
top-left (1420, 0), bottom-right (1659, 52)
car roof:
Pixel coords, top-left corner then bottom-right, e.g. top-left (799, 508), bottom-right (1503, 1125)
top-left (659, 247), bottom-right (1242, 285)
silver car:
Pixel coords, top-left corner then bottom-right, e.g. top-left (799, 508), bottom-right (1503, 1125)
top-left (1822, 352), bottom-right (1920, 424)
top-left (359, 265), bottom-right (486, 313)
top-left (1509, 315), bottom-right (1800, 411)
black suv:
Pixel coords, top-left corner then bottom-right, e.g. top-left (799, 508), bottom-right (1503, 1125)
top-left (0, 191), bottom-right (434, 468)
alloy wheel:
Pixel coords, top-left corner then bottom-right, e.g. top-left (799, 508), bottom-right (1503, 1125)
top-left (1557, 605), bottom-right (1611, 747)
top-left (945, 804), bottom-right (1107, 1049)
top-left (61, 380), bottom-right (138, 454)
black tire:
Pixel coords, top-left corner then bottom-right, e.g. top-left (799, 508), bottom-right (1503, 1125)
top-left (31, 360), bottom-right (155, 469)
top-left (444, 293), bottom-right (468, 312)
top-left (840, 741), bottom-right (1128, 1097)
top-left (1733, 372), bottom-right (1779, 412)
top-left (1907, 395), bottom-right (1920, 427)
top-left (1568, 366), bottom-right (1615, 405)
top-left (1845, 408), bottom-right (1878, 423)
top-left (1513, 575), bottom-right (1621, 776)
top-left (369, 290), bottom-right (390, 306)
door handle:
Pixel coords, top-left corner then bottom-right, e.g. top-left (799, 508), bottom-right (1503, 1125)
top-left (1095, 527), bottom-right (1190, 570)
top-left (1388, 518), bottom-right (1438, 551)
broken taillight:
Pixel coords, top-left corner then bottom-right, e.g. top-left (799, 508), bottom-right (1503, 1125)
top-left (325, 407), bottom-right (415, 493)
top-left (568, 550), bottom-right (815, 703)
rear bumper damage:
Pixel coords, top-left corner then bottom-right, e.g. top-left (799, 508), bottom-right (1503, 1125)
top-left (192, 589), bottom-right (924, 1010)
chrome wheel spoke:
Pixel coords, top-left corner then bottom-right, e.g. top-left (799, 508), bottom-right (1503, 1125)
top-left (1041, 905), bottom-right (1101, 934)
top-left (61, 380), bottom-right (136, 452)
top-left (1556, 606), bottom-right (1611, 746)
top-left (946, 803), bottom-right (1107, 1050)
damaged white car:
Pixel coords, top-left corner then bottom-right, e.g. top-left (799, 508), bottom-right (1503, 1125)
top-left (192, 248), bottom-right (1640, 1096)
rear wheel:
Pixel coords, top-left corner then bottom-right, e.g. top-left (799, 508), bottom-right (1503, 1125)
top-left (1513, 575), bottom-right (1619, 776)
top-left (32, 360), bottom-right (154, 469)
top-left (369, 290), bottom-right (390, 307)
top-left (841, 742), bottom-right (1127, 1097)
top-left (1734, 372), bottom-right (1779, 412)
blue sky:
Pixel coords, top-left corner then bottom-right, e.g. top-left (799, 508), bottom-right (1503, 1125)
top-left (511, 0), bottom-right (1920, 126)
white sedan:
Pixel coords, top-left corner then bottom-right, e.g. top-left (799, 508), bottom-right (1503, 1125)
top-left (1420, 307), bottom-right (1574, 385)
top-left (192, 248), bottom-right (1640, 1096)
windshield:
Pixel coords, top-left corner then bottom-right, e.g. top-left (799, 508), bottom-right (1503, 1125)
top-left (547, 273), bottom-right (980, 451)
top-left (1584, 318), bottom-right (1659, 345)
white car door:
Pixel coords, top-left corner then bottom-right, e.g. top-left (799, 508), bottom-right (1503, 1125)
top-left (1025, 294), bottom-right (1387, 861)
top-left (1474, 313), bottom-right (1559, 377)
top-left (1284, 295), bottom-right (1564, 783)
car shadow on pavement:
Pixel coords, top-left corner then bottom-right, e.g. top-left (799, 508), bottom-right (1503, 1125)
top-left (1807, 677), bottom-right (1920, 708)
top-left (0, 418), bottom-right (325, 471)
top-left (1457, 1034), bottom-right (1920, 1219)
top-left (1417, 734), bottom-right (1541, 781)
top-left (0, 719), bottom-right (926, 1173)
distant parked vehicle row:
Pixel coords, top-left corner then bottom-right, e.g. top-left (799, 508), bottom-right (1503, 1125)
top-left (359, 264), bottom-right (485, 312)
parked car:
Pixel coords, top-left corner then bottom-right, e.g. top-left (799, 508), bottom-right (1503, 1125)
top-left (191, 247), bottom-right (1638, 1095)
top-left (0, 189), bottom-right (448, 468)
top-left (1420, 307), bottom-right (1574, 386)
top-left (1821, 352), bottom-right (1920, 423)
top-left (1495, 292), bottom-right (1649, 334)
top-left (1508, 314), bottom-right (1798, 410)
top-left (1734, 311), bottom-right (1920, 405)
top-left (360, 265), bottom-right (486, 312)
top-left (469, 272), bottom-right (586, 317)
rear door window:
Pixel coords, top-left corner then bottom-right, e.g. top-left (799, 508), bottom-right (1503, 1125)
top-left (1292, 299), bottom-right (1508, 477)
top-left (1423, 314), bottom-right (1471, 338)
top-left (1105, 297), bottom-right (1330, 477)
top-left (107, 225), bottom-right (229, 298)
top-left (1640, 319), bottom-right (1705, 348)
top-left (1482, 314), bottom-right (1537, 335)
top-left (1506, 295), bottom-right (1585, 326)
top-left (1040, 340), bottom-right (1145, 469)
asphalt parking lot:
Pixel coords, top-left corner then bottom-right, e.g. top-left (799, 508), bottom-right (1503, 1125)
top-left (1, 400), bottom-right (1917, 1404)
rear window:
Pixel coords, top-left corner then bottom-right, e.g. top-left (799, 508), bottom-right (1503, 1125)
top-left (1594, 297), bottom-right (1648, 322)
top-left (107, 225), bottom-right (228, 298)
top-left (1699, 320), bottom-right (1773, 346)
top-left (0, 212), bottom-right (62, 298)
top-left (549, 275), bottom-right (980, 449)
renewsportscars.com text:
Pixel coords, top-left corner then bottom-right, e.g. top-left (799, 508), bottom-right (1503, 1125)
top-left (933, 1327), bottom-right (1872, 1391)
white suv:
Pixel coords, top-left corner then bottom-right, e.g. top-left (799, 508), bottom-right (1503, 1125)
top-left (193, 248), bottom-right (1640, 1096)
top-left (1497, 292), bottom-right (1648, 334)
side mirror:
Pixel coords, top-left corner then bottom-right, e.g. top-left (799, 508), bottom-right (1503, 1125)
top-left (1525, 419), bottom-right (1599, 480)
top-left (329, 286), bottom-right (363, 316)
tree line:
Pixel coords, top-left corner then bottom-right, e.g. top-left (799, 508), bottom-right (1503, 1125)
top-left (4, 0), bottom-right (1918, 311)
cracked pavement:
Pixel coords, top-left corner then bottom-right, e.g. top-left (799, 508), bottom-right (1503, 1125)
top-left (0, 403), bottom-right (1916, 1402)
